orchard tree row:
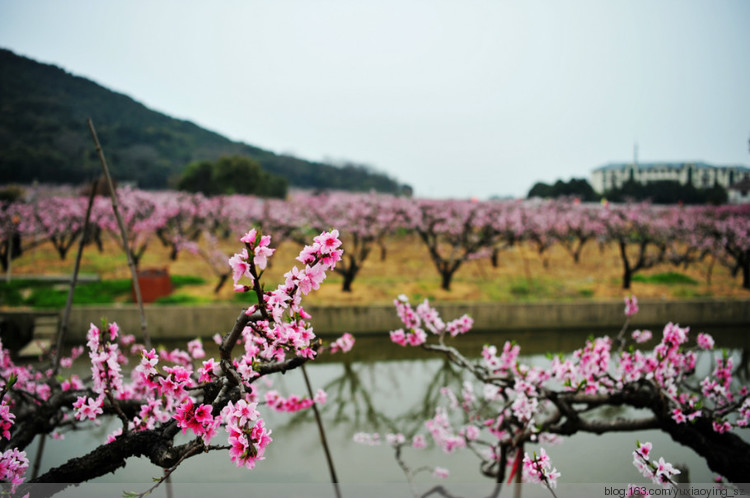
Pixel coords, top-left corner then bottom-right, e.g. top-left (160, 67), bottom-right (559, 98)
top-left (1, 187), bottom-right (748, 292)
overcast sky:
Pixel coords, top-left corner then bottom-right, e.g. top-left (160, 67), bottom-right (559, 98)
top-left (1, 0), bottom-right (749, 199)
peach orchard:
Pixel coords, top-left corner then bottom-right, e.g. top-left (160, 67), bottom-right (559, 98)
top-left (0, 189), bottom-right (749, 496)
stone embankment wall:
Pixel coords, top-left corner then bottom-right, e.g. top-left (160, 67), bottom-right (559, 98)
top-left (50, 299), bottom-right (750, 341)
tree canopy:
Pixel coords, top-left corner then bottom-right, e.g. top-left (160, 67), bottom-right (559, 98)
top-left (527, 178), bottom-right (598, 201)
top-left (177, 156), bottom-right (287, 198)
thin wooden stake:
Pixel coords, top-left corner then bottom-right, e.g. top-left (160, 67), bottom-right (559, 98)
top-left (5, 222), bottom-right (12, 283)
top-left (30, 434), bottom-right (46, 480)
top-left (87, 119), bottom-right (151, 349)
top-left (301, 364), bottom-right (341, 498)
top-left (51, 179), bottom-right (97, 375)
top-left (514, 443), bottom-right (523, 498)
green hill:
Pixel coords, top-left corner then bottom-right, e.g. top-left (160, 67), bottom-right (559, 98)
top-left (0, 48), bottom-right (410, 194)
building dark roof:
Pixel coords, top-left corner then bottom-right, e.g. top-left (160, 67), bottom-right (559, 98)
top-left (593, 162), bottom-right (750, 172)
top-left (728, 178), bottom-right (750, 191)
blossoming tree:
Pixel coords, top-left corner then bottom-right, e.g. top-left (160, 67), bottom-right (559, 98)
top-left (404, 199), bottom-right (496, 291)
top-left (94, 187), bottom-right (171, 269)
top-left (29, 196), bottom-right (89, 261)
top-left (152, 192), bottom-right (211, 261)
top-left (355, 294), bottom-right (750, 492)
top-left (703, 206), bottom-right (750, 290)
top-left (0, 229), bottom-right (353, 495)
top-left (292, 192), bottom-right (406, 292)
top-left (0, 200), bottom-right (32, 272)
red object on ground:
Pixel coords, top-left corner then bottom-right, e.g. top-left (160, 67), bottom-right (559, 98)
top-left (132, 268), bottom-right (172, 303)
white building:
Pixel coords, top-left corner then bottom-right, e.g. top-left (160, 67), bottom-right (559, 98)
top-left (590, 161), bottom-right (750, 194)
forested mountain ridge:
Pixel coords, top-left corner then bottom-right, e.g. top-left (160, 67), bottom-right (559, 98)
top-left (0, 48), bottom-right (409, 193)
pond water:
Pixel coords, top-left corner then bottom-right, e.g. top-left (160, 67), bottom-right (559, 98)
top-left (22, 326), bottom-right (750, 492)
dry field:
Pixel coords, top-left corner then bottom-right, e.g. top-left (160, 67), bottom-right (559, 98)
top-left (6, 231), bottom-right (748, 307)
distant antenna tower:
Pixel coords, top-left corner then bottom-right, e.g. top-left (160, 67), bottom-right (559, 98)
top-left (629, 142), bottom-right (639, 183)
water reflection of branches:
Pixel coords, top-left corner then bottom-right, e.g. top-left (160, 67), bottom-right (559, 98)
top-left (735, 348), bottom-right (749, 381)
top-left (280, 360), bottom-right (391, 433)
top-left (279, 358), bottom-right (468, 438)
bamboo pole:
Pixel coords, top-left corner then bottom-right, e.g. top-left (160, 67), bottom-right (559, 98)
top-left (5, 221), bottom-right (12, 283)
top-left (301, 364), bottom-right (341, 498)
top-left (30, 434), bottom-right (46, 480)
top-left (87, 119), bottom-right (151, 349)
top-left (51, 179), bottom-right (97, 375)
